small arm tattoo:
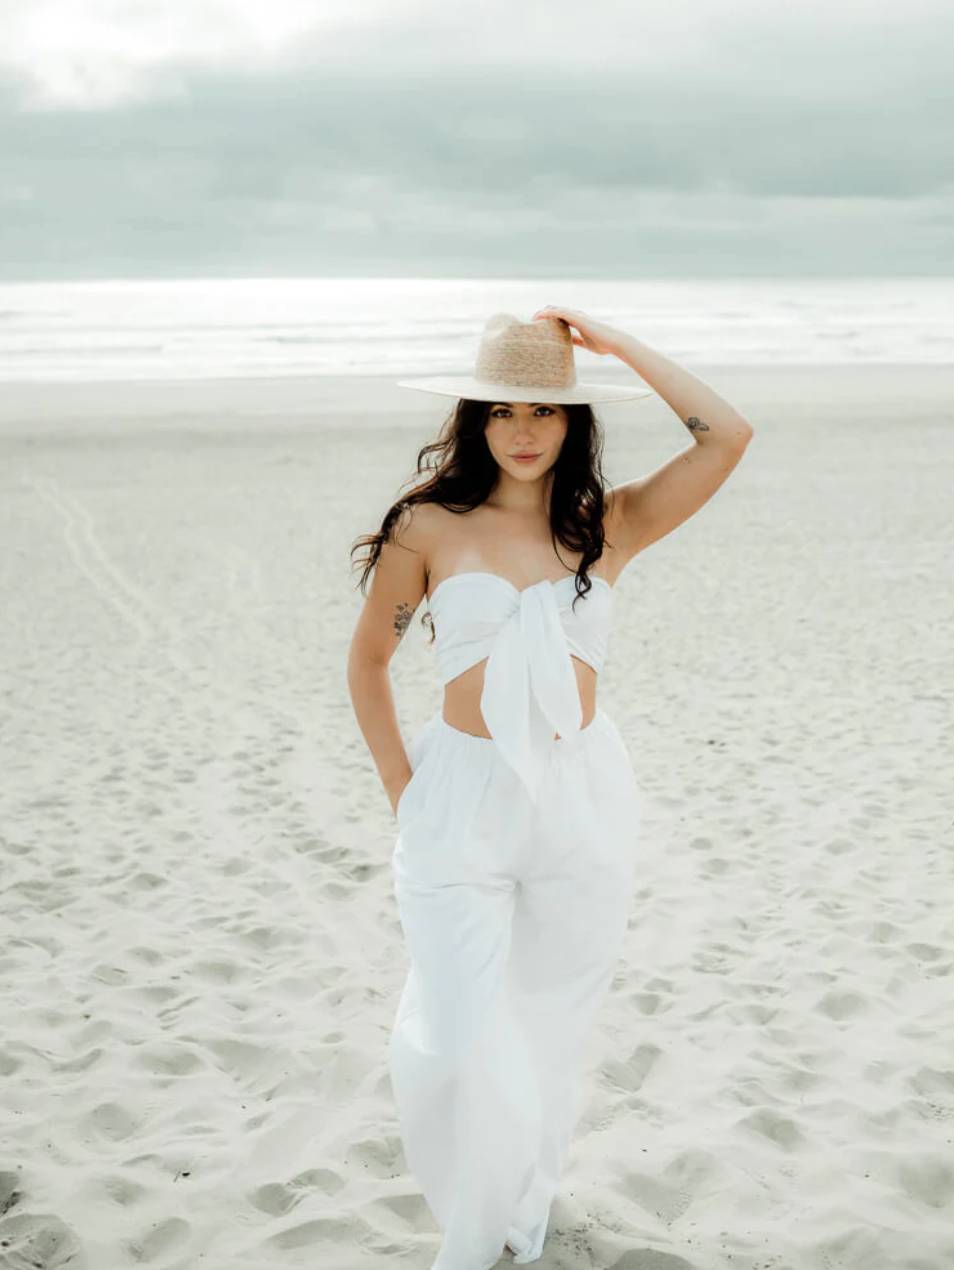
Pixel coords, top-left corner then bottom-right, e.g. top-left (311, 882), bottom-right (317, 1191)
top-left (684, 415), bottom-right (710, 432)
top-left (393, 602), bottom-right (414, 638)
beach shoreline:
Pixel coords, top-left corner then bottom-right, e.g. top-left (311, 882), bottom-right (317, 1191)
top-left (2, 361), bottom-right (952, 436)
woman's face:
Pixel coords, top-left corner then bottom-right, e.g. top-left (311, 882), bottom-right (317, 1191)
top-left (483, 402), bottom-right (569, 480)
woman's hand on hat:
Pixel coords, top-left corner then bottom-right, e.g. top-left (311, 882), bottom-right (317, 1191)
top-left (531, 306), bottom-right (622, 357)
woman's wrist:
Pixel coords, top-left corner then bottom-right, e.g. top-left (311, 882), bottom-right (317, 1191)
top-left (606, 329), bottom-right (647, 364)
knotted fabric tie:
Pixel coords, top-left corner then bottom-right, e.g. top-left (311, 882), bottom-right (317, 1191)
top-left (479, 578), bottom-right (583, 800)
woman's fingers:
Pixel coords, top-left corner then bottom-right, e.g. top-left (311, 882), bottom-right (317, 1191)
top-left (534, 306), bottom-right (602, 351)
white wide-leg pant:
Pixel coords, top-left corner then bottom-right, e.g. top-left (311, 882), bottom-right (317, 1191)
top-left (389, 708), bottom-right (642, 1270)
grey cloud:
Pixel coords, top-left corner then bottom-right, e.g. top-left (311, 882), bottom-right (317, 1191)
top-left (0, 40), bottom-right (952, 278)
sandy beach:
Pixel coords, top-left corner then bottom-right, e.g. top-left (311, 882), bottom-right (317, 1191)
top-left (2, 363), bottom-right (953, 1269)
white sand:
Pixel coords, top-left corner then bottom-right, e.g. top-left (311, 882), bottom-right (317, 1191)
top-left (1, 365), bottom-right (952, 1269)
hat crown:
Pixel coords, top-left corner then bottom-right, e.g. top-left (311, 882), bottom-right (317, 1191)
top-left (474, 313), bottom-right (577, 391)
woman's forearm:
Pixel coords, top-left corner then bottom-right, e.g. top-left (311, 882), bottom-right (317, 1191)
top-left (347, 656), bottom-right (411, 811)
top-left (609, 331), bottom-right (753, 449)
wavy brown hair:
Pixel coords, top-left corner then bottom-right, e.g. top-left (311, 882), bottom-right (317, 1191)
top-left (349, 397), bottom-right (612, 638)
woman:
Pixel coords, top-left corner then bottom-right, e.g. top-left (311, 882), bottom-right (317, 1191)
top-left (347, 306), bottom-right (753, 1268)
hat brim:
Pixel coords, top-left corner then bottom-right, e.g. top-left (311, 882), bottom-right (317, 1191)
top-left (396, 374), bottom-right (654, 405)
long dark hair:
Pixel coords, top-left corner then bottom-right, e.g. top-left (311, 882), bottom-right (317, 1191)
top-left (349, 397), bottom-right (611, 638)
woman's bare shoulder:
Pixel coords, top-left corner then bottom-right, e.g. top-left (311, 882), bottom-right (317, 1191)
top-left (390, 500), bottom-right (459, 576)
top-left (596, 486), bottom-right (635, 586)
top-left (602, 485), bottom-right (622, 531)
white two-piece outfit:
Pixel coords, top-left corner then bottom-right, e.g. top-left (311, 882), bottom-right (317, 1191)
top-left (389, 569), bottom-right (643, 1270)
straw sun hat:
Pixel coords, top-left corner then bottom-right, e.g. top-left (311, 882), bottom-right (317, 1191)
top-left (396, 311), bottom-right (655, 406)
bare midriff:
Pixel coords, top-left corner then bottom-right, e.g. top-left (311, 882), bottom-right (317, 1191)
top-left (440, 654), bottom-right (599, 741)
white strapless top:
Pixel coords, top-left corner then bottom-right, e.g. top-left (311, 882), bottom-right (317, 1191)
top-left (427, 570), bottom-right (614, 799)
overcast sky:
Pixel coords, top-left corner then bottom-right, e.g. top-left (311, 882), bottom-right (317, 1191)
top-left (1, 0), bottom-right (952, 280)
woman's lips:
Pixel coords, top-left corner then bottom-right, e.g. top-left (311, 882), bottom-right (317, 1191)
top-left (512, 453), bottom-right (541, 462)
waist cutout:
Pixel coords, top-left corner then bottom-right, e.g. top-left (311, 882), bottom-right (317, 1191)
top-left (427, 571), bottom-right (613, 799)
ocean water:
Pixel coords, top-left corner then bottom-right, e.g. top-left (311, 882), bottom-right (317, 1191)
top-left (0, 276), bottom-right (950, 383)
